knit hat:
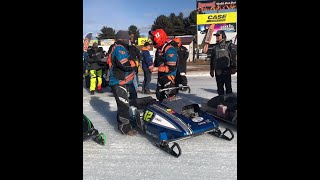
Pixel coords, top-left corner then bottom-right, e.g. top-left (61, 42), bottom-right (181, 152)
top-left (116, 30), bottom-right (130, 41)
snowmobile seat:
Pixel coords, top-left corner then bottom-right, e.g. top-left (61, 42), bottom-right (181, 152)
top-left (129, 96), bottom-right (157, 109)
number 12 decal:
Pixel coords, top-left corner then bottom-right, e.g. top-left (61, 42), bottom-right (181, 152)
top-left (144, 110), bottom-right (153, 122)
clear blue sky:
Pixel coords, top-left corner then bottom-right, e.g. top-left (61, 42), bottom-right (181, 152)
top-left (83, 0), bottom-right (197, 37)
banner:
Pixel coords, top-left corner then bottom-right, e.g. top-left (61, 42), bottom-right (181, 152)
top-left (196, 1), bottom-right (237, 46)
top-left (197, 0), bottom-right (237, 13)
top-left (138, 38), bottom-right (152, 46)
top-left (197, 12), bottom-right (236, 25)
top-left (89, 40), bottom-right (98, 46)
top-left (197, 1), bottom-right (216, 12)
top-left (198, 23), bottom-right (236, 33)
top-left (100, 39), bottom-right (115, 46)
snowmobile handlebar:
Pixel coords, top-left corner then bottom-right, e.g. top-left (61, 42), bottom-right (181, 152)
top-left (159, 86), bottom-right (191, 94)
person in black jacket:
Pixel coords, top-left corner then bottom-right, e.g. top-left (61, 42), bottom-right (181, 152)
top-left (128, 42), bottom-right (142, 100)
top-left (172, 37), bottom-right (189, 92)
top-left (210, 30), bottom-right (237, 95)
top-left (87, 43), bottom-right (104, 95)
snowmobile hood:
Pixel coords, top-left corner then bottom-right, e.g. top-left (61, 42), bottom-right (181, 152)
top-left (147, 103), bottom-right (219, 136)
top-left (147, 104), bottom-right (193, 135)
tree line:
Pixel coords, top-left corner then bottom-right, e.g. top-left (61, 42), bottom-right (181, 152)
top-left (96, 10), bottom-right (197, 43)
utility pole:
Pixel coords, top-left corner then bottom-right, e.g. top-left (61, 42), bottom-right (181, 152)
top-left (195, 0), bottom-right (199, 60)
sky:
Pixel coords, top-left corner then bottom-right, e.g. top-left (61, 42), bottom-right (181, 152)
top-left (83, 0), bottom-right (197, 37)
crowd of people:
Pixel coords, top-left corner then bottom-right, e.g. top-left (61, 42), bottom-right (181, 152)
top-left (83, 29), bottom-right (237, 136)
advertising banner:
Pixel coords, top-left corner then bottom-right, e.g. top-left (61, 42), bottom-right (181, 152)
top-left (198, 23), bottom-right (236, 33)
top-left (197, 0), bottom-right (237, 12)
top-left (197, 12), bottom-right (237, 25)
top-left (138, 38), bottom-right (152, 46)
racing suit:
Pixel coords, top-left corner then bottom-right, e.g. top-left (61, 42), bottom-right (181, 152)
top-left (87, 47), bottom-right (104, 93)
top-left (109, 41), bottom-right (138, 134)
top-left (155, 42), bottom-right (178, 101)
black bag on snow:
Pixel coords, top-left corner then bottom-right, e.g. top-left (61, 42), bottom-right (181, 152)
top-left (206, 93), bottom-right (237, 124)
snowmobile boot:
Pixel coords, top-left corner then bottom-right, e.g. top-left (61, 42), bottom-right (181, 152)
top-left (118, 123), bottom-right (137, 135)
top-left (90, 91), bottom-right (95, 95)
top-left (93, 133), bottom-right (107, 145)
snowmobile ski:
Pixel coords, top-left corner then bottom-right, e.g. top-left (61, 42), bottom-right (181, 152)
top-left (155, 141), bottom-right (182, 158)
top-left (209, 128), bottom-right (234, 141)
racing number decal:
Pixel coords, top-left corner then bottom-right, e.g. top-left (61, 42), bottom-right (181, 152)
top-left (144, 110), bottom-right (153, 122)
top-left (155, 32), bottom-right (160, 38)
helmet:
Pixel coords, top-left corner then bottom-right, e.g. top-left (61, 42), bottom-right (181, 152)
top-left (173, 37), bottom-right (182, 47)
top-left (149, 29), bottom-right (167, 48)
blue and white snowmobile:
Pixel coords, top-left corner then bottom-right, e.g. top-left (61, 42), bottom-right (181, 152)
top-left (128, 86), bottom-right (234, 158)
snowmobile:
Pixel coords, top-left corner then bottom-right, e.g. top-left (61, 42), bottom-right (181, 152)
top-left (83, 114), bottom-right (106, 145)
top-left (128, 86), bottom-right (234, 158)
top-left (201, 93), bottom-right (237, 126)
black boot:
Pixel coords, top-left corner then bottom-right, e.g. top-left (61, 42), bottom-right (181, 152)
top-left (119, 124), bottom-right (138, 136)
top-left (90, 91), bottom-right (95, 95)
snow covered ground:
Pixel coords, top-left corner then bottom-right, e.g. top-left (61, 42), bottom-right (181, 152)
top-left (83, 74), bottom-right (237, 180)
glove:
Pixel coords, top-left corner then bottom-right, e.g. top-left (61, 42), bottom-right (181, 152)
top-left (129, 60), bottom-right (138, 72)
top-left (210, 70), bottom-right (214, 77)
top-left (151, 67), bottom-right (158, 72)
top-left (129, 60), bottom-right (136, 67)
top-left (134, 66), bottom-right (138, 73)
top-left (148, 65), bottom-right (154, 72)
